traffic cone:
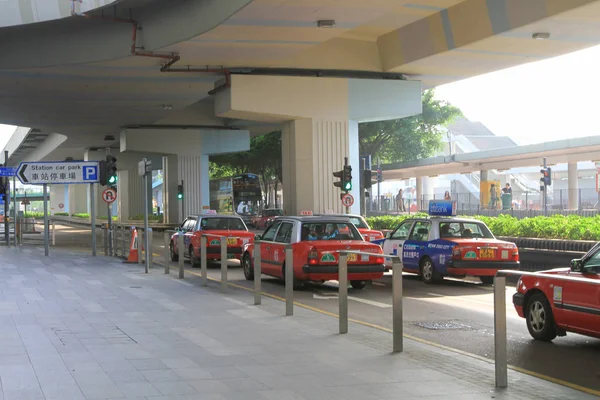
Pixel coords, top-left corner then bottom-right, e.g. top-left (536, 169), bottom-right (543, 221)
top-left (123, 227), bottom-right (143, 263)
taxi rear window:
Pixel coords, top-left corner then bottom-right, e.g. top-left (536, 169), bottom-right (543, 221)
top-left (301, 222), bottom-right (361, 241)
top-left (440, 221), bottom-right (494, 239)
top-left (348, 217), bottom-right (368, 229)
top-left (201, 218), bottom-right (246, 231)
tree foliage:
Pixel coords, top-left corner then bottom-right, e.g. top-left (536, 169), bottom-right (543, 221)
top-left (359, 89), bottom-right (462, 163)
top-left (209, 131), bottom-right (282, 206)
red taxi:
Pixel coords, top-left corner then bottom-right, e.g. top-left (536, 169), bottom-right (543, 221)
top-left (251, 208), bottom-right (284, 229)
top-left (317, 213), bottom-right (384, 242)
top-left (241, 216), bottom-right (385, 290)
top-left (513, 243), bottom-right (600, 341)
top-left (169, 214), bottom-right (256, 267)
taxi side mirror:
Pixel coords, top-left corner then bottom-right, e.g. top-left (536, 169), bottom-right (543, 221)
top-left (385, 232), bottom-right (391, 239)
top-left (255, 234), bottom-right (262, 241)
top-left (571, 258), bottom-right (583, 272)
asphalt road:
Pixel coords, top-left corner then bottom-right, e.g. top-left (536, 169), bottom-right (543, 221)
top-left (25, 223), bottom-right (600, 393)
top-left (189, 260), bottom-right (600, 393)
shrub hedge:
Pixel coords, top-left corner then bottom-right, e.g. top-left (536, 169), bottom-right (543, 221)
top-left (365, 214), bottom-right (600, 241)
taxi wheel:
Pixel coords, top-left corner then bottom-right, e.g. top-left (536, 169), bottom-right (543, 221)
top-left (480, 276), bottom-right (494, 285)
top-left (350, 280), bottom-right (367, 290)
top-left (525, 292), bottom-right (557, 341)
top-left (169, 242), bottom-right (178, 262)
top-left (189, 246), bottom-right (200, 268)
top-left (282, 264), bottom-right (304, 290)
top-left (420, 257), bottom-right (439, 284)
top-left (242, 253), bottom-right (254, 281)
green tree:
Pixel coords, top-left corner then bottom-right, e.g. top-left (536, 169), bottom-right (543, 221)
top-left (359, 89), bottom-right (462, 163)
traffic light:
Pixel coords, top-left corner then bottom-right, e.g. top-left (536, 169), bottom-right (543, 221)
top-left (106, 155), bottom-right (117, 188)
top-left (376, 168), bottom-right (382, 183)
top-left (343, 165), bottom-right (352, 191)
top-left (540, 167), bottom-right (552, 188)
top-left (177, 184), bottom-right (184, 200)
top-left (363, 169), bottom-right (377, 189)
top-left (546, 167), bottom-right (552, 186)
top-left (333, 169), bottom-right (345, 190)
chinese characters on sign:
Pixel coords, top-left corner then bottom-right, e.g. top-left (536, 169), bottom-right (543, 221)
top-left (17, 162), bottom-right (100, 185)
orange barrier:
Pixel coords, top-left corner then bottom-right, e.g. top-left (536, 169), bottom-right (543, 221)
top-left (123, 227), bottom-right (143, 263)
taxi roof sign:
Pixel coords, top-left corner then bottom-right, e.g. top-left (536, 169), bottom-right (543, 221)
top-left (203, 209), bottom-right (217, 215)
top-left (428, 200), bottom-right (456, 217)
top-left (300, 210), bottom-right (313, 216)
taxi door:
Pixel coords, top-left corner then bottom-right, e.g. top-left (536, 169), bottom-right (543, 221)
top-left (382, 220), bottom-right (414, 268)
top-left (272, 221), bottom-right (294, 278)
top-left (258, 221), bottom-right (281, 275)
top-left (178, 218), bottom-right (196, 255)
top-left (558, 251), bottom-right (600, 335)
top-left (402, 221), bottom-right (432, 272)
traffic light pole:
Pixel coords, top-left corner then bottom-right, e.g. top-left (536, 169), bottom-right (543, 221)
top-left (4, 150), bottom-right (9, 246)
top-left (377, 158), bottom-right (381, 212)
top-left (543, 157), bottom-right (547, 216)
top-left (361, 158), bottom-right (366, 217)
top-left (344, 157), bottom-right (350, 215)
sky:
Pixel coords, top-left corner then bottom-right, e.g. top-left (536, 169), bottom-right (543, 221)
top-left (434, 44), bottom-right (600, 146)
top-left (1, 44), bottom-right (600, 149)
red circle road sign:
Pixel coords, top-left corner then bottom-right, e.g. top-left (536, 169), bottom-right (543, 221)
top-left (341, 193), bottom-right (354, 207)
top-left (102, 188), bottom-right (117, 204)
top-left (58, 203), bottom-right (64, 209)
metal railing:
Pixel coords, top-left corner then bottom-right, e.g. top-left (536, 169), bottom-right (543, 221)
top-left (493, 269), bottom-right (600, 389)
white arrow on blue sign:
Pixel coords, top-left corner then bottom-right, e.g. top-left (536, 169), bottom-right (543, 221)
top-left (17, 161), bottom-right (100, 185)
top-left (0, 167), bottom-right (17, 177)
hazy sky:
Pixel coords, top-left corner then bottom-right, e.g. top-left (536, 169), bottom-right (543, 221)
top-left (1, 43), bottom-right (599, 149)
top-left (435, 43), bottom-right (600, 145)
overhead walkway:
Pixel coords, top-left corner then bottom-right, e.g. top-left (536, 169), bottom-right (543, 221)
top-left (382, 135), bottom-right (600, 180)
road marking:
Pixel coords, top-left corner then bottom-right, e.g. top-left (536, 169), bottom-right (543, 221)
top-left (426, 292), bottom-right (444, 297)
top-left (348, 296), bottom-right (391, 308)
top-left (159, 263), bottom-right (600, 398)
top-left (313, 294), bottom-right (335, 300)
top-left (372, 282), bottom-right (386, 287)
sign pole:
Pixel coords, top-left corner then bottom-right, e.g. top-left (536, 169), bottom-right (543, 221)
top-left (361, 157), bottom-right (366, 217)
top-left (43, 183), bottom-right (49, 256)
top-left (543, 157), bottom-right (547, 216)
top-left (377, 158), bottom-right (381, 212)
top-left (12, 176), bottom-right (16, 247)
top-left (91, 183), bottom-right (96, 256)
top-left (4, 150), bottom-right (8, 246)
top-left (107, 202), bottom-right (112, 257)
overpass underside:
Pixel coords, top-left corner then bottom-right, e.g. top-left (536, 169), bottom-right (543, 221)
top-left (2, 0), bottom-right (600, 219)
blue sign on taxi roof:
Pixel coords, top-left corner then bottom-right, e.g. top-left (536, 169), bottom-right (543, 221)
top-left (428, 200), bottom-right (456, 216)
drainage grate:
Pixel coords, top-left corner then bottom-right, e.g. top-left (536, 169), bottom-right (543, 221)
top-left (413, 320), bottom-right (473, 331)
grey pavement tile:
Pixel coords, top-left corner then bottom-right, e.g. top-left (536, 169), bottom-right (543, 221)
top-left (3, 389), bottom-right (44, 400)
top-left (173, 367), bottom-right (212, 381)
top-left (259, 389), bottom-right (308, 400)
top-left (221, 377), bottom-right (271, 392)
top-left (140, 369), bottom-right (181, 383)
top-left (187, 379), bottom-right (233, 394)
top-left (130, 358), bottom-right (169, 371)
top-left (205, 366), bottom-right (249, 379)
top-left (116, 381), bottom-right (160, 397)
top-left (151, 380), bottom-right (198, 396)
top-left (160, 357), bottom-right (199, 369)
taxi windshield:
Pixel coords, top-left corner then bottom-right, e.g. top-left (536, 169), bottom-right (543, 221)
top-left (348, 216), bottom-right (368, 229)
top-left (200, 218), bottom-right (246, 231)
top-left (439, 221), bottom-right (494, 239)
top-left (301, 222), bottom-right (362, 241)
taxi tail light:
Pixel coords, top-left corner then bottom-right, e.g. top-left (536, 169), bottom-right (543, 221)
top-left (308, 247), bottom-right (318, 265)
top-left (374, 256), bottom-right (384, 264)
top-left (452, 246), bottom-right (462, 260)
top-left (512, 246), bottom-right (520, 262)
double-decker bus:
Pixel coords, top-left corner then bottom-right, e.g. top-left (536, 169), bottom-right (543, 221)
top-left (209, 173), bottom-right (262, 225)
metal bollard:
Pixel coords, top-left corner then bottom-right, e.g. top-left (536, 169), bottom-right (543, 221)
top-left (200, 236), bottom-right (207, 286)
top-left (494, 275), bottom-right (508, 388)
top-left (164, 232), bottom-right (170, 274)
top-left (52, 222), bottom-right (56, 247)
top-left (392, 257), bottom-right (403, 353)
top-left (220, 236), bottom-right (227, 292)
top-left (137, 229), bottom-right (143, 265)
top-left (178, 232), bottom-right (184, 279)
top-left (103, 225), bottom-right (108, 255)
top-left (285, 245), bottom-right (294, 316)
top-left (338, 252), bottom-right (348, 334)
top-left (254, 241), bottom-right (261, 305)
top-left (147, 228), bottom-right (153, 268)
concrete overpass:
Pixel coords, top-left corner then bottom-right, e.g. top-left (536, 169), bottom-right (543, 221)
top-left (2, 0), bottom-right (600, 221)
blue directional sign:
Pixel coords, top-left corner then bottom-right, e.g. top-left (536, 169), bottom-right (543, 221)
top-left (428, 200), bottom-right (456, 216)
top-left (17, 161), bottom-right (100, 185)
top-left (0, 167), bottom-right (17, 177)
top-left (0, 194), bottom-right (4, 205)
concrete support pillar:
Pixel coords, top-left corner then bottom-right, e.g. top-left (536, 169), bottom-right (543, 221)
top-left (282, 119), bottom-right (359, 215)
top-left (162, 155), bottom-right (179, 224)
top-left (480, 170), bottom-right (489, 182)
top-left (68, 184), bottom-right (87, 216)
top-left (49, 184), bottom-right (67, 215)
top-left (178, 155), bottom-right (210, 217)
top-left (568, 162), bottom-right (578, 210)
top-left (416, 178), bottom-right (423, 211)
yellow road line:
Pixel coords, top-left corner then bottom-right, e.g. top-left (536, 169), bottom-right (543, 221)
top-left (167, 265), bottom-right (600, 397)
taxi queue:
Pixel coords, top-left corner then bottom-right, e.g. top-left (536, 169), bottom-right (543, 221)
top-left (170, 201), bottom-right (600, 342)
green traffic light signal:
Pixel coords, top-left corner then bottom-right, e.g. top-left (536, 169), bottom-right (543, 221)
top-left (108, 175), bottom-right (117, 185)
top-left (177, 193), bottom-right (183, 200)
top-left (344, 181), bottom-right (352, 191)
top-left (177, 184), bottom-right (184, 200)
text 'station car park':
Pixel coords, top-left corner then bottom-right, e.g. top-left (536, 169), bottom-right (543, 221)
top-left (513, 242), bottom-right (600, 341)
top-left (317, 213), bottom-right (384, 242)
top-left (170, 211), bottom-right (256, 267)
top-left (241, 215), bottom-right (386, 290)
top-left (251, 208), bottom-right (284, 229)
top-left (379, 200), bottom-right (520, 284)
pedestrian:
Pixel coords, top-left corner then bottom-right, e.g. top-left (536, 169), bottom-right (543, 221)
top-left (396, 189), bottom-right (406, 212)
top-left (444, 191), bottom-right (451, 200)
top-left (489, 184), bottom-right (498, 209)
top-left (502, 183), bottom-right (512, 195)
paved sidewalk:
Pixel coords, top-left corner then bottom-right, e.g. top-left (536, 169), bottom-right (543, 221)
top-left (0, 246), bottom-right (594, 400)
